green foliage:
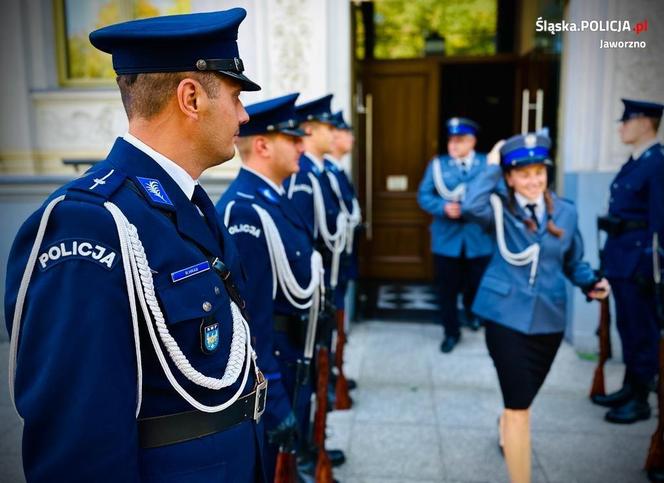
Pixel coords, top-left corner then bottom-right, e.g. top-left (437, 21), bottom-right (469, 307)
top-left (369, 0), bottom-right (497, 59)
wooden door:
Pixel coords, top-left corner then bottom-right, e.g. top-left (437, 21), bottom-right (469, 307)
top-left (357, 59), bottom-right (439, 280)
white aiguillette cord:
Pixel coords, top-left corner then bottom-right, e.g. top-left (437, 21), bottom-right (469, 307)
top-left (490, 193), bottom-right (540, 285)
top-left (326, 171), bottom-right (362, 254)
top-left (308, 172), bottom-right (346, 288)
top-left (9, 197), bottom-right (257, 418)
top-left (222, 201), bottom-right (325, 325)
top-left (433, 158), bottom-right (465, 202)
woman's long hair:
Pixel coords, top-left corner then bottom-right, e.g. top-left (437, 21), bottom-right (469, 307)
top-left (506, 187), bottom-right (564, 238)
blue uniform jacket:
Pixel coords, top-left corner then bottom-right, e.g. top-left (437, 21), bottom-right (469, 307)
top-left (462, 165), bottom-right (597, 334)
top-left (216, 168), bottom-right (316, 429)
top-left (602, 143), bottom-right (664, 280)
top-left (285, 153), bottom-right (342, 287)
top-left (417, 153), bottom-right (494, 258)
top-left (5, 138), bottom-right (262, 483)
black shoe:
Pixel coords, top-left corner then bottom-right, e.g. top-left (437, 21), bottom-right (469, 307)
top-left (330, 372), bottom-right (358, 391)
top-left (605, 398), bottom-right (651, 424)
top-left (648, 468), bottom-right (664, 482)
top-left (591, 385), bottom-right (634, 408)
top-left (327, 449), bottom-right (346, 467)
top-left (301, 446), bottom-right (346, 468)
top-left (468, 317), bottom-right (482, 331)
top-left (295, 458), bottom-right (339, 483)
top-left (440, 334), bottom-right (460, 353)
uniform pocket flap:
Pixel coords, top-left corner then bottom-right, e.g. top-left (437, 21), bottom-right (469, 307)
top-left (156, 270), bottom-right (225, 324)
top-left (481, 275), bottom-right (511, 296)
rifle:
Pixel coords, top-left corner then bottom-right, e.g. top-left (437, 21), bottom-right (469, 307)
top-left (590, 218), bottom-right (612, 398)
top-left (312, 299), bottom-right (334, 482)
top-left (334, 308), bottom-right (352, 410)
top-left (274, 287), bottom-right (321, 483)
top-left (646, 233), bottom-right (664, 473)
top-left (589, 297), bottom-right (612, 398)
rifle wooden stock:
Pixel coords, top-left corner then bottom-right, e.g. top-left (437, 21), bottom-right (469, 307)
top-left (313, 345), bottom-right (333, 481)
top-left (273, 449), bottom-right (296, 483)
top-left (334, 309), bottom-right (352, 410)
top-left (645, 337), bottom-right (664, 471)
top-left (590, 298), bottom-right (612, 398)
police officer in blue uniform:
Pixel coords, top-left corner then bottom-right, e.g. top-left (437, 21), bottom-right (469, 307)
top-left (592, 99), bottom-right (664, 424)
top-left (215, 93), bottom-right (317, 481)
top-left (324, 111), bottom-right (361, 397)
top-left (462, 134), bottom-right (609, 483)
top-left (285, 95), bottom-right (345, 295)
top-left (324, 111), bottom-right (362, 310)
top-left (216, 93), bottom-right (346, 480)
top-left (4, 10), bottom-right (268, 482)
top-left (417, 118), bottom-right (494, 353)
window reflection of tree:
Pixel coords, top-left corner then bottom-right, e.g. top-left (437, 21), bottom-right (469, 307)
top-left (58, 0), bottom-right (191, 84)
top-left (356, 0), bottom-right (498, 60)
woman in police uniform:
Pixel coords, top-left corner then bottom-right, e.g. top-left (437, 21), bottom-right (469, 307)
top-left (462, 134), bottom-right (610, 483)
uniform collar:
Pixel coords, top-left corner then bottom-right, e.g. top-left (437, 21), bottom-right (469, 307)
top-left (632, 138), bottom-right (660, 160)
top-left (107, 138), bottom-right (221, 257)
top-left (452, 150), bottom-right (475, 167)
top-left (304, 152), bottom-right (325, 172)
top-left (240, 165), bottom-right (285, 195)
top-left (515, 192), bottom-right (545, 221)
top-left (123, 132), bottom-right (198, 200)
top-left (324, 154), bottom-right (342, 170)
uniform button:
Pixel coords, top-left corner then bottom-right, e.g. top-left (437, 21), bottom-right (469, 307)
top-left (202, 301), bottom-right (212, 312)
top-left (214, 286), bottom-right (221, 295)
top-left (274, 350), bottom-right (281, 356)
top-left (296, 250), bottom-right (301, 257)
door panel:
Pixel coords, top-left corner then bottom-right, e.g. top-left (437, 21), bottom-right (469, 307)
top-left (358, 60), bottom-right (439, 280)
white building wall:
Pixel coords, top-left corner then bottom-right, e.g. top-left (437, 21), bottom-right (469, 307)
top-left (559, 0), bottom-right (664, 352)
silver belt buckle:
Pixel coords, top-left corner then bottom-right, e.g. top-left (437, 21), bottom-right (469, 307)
top-left (253, 371), bottom-right (268, 421)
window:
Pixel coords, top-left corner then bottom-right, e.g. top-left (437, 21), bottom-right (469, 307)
top-left (54, 0), bottom-right (191, 86)
top-left (354, 0), bottom-right (498, 60)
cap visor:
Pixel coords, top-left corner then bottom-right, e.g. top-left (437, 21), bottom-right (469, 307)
top-left (280, 128), bottom-right (308, 137)
top-left (218, 70), bottom-right (261, 92)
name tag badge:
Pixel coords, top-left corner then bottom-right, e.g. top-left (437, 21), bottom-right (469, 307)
top-left (201, 319), bottom-right (220, 354)
top-left (171, 261), bottom-right (210, 283)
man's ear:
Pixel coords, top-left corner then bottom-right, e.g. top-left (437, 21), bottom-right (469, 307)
top-left (254, 135), bottom-right (271, 157)
top-left (176, 77), bottom-right (206, 120)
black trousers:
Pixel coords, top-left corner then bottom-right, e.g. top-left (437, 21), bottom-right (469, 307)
top-left (434, 253), bottom-right (491, 337)
top-left (609, 278), bottom-right (659, 385)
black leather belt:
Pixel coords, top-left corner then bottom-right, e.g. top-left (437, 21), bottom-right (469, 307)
top-left (274, 314), bottom-right (306, 332)
top-left (137, 373), bottom-right (267, 449)
top-left (598, 215), bottom-right (647, 237)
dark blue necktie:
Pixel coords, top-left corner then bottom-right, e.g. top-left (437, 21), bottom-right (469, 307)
top-left (525, 203), bottom-right (540, 229)
top-left (192, 184), bottom-right (222, 245)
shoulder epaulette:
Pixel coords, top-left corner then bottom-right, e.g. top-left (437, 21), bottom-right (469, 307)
top-left (257, 187), bottom-right (280, 205)
top-left (65, 166), bottom-right (127, 204)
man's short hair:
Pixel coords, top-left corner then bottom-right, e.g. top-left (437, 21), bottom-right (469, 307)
top-left (649, 117), bottom-right (661, 133)
top-left (116, 72), bottom-right (221, 120)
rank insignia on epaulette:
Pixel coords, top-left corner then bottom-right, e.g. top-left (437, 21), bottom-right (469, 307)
top-left (200, 319), bottom-right (220, 354)
top-left (136, 177), bottom-right (173, 206)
